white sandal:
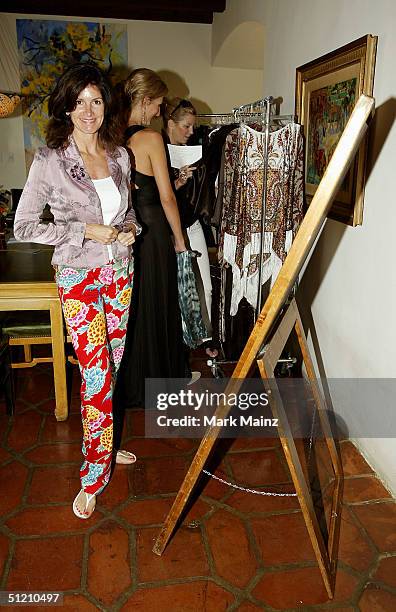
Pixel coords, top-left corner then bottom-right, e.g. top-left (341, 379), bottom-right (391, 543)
top-left (72, 489), bottom-right (96, 519)
top-left (115, 449), bottom-right (137, 465)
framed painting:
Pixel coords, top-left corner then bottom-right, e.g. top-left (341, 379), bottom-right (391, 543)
top-left (295, 34), bottom-right (377, 225)
top-left (17, 19), bottom-right (128, 171)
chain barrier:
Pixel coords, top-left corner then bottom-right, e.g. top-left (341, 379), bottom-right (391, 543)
top-left (202, 469), bottom-right (297, 497)
top-left (201, 395), bottom-right (320, 498)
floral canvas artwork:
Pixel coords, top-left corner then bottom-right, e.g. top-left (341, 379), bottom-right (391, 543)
top-left (306, 78), bottom-right (357, 186)
top-left (295, 35), bottom-right (377, 225)
top-left (17, 19), bottom-right (127, 169)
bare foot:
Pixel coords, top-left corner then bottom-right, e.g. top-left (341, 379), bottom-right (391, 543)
top-left (115, 449), bottom-right (137, 465)
top-left (72, 489), bottom-right (96, 519)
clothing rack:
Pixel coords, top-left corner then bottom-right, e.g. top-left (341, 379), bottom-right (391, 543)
top-left (196, 112), bottom-right (295, 125)
top-left (197, 98), bottom-right (295, 317)
top-left (197, 95), bottom-right (295, 125)
top-left (197, 98), bottom-right (297, 374)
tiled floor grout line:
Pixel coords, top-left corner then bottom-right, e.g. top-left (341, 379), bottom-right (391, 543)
top-left (80, 531), bottom-right (91, 591)
top-left (133, 574), bottom-right (230, 589)
top-left (363, 578), bottom-right (396, 595)
top-left (243, 517), bottom-right (267, 574)
top-left (199, 519), bottom-right (218, 582)
top-left (344, 473), bottom-right (387, 479)
top-left (0, 536), bottom-right (15, 590)
top-left (346, 497), bottom-right (395, 506)
top-left (129, 525), bottom-right (138, 594)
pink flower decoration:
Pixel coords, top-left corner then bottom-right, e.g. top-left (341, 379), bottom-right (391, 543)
top-left (88, 413), bottom-right (106, 431)
top-left (69, 328), bottom-right (79, 350)
top-left (112, 345), bottom-right (124, 365)
top-left (99, 265), bottom-right (113, 286)
top-left (106, 312), bottom-right (120, 334)
top-left (68, 303), bottom-right (89, 327)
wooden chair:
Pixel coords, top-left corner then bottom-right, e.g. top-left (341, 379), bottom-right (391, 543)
top-left (2, 311), bottom-right (54, 368)
top-left (1, 312), bottom-right (76, 412)
top-left (0, 331), bottom-right (15, 415)
top-left (1, 312), bottom-right (76, 368)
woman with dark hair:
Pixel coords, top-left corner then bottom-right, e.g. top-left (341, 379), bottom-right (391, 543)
top-left (115, 68), bottom-right (187, 409)
top-left (45, 63), bottom-right (117, 149)
top-left (14, 62), bottom-right (140, 519)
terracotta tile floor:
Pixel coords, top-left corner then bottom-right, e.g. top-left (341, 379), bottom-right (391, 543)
top-left (1, 362), bottom-right (396, 611)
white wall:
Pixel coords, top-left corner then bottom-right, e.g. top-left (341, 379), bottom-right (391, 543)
top-left (128, 19), bottom-right (262, 111)
top-left (260, 0), bottom-right (396, 493)
top-left (0, 12), bottom-right (263, 188)
top-left (212, 0), bottom-right (265, 68)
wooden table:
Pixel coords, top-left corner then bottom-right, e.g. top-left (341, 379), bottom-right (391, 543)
top-left (0, 243), bottom-right (68, 421)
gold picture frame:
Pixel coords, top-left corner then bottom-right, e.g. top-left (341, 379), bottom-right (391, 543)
top-left (295, 34), bottom-right (377, 226)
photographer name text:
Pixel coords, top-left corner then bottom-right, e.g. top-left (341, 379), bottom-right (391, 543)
top-left (156, 415), bottom-right (278, 427)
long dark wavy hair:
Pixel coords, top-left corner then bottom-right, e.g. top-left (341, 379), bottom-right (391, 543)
top-left (46, 62), bottom-right (118, 150)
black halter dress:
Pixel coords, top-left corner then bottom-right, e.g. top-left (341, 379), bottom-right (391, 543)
top-left (117, 125), bottom-right (186, 409)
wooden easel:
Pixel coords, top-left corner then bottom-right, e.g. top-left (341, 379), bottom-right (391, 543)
top-left (256, 297), bottom-right (342, 596)
top-left (152, 95), bottom-right (375, 599)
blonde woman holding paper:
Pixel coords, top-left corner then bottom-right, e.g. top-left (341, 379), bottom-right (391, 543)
top-left (163, 98), bottom-right (217, 357)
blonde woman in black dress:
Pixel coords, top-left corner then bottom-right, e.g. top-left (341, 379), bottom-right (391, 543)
top-left (116, 69), bottom-right (187, 410)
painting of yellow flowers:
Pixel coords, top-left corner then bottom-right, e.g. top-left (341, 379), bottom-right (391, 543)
top-left (17, 19), bottom-right (127, 169)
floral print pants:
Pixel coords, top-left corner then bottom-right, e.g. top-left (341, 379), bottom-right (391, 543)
top-left (56, 258), bottom-right (133, 495)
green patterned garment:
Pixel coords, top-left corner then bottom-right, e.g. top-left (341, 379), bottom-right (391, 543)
top-left (176, 251), bottom-right (209, 349)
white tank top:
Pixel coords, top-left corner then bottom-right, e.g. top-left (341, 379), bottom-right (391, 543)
top-left (92, 176), bottom-right (121, 261)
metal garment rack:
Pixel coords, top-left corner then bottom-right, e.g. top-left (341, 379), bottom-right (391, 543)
top-left (196, 95), bottom-right (294, 129)
top-left (197, 97), bottom-right (296, 374)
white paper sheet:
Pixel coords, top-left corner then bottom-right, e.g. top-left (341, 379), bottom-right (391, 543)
top-left (167, 144), bottom-right (202, 169)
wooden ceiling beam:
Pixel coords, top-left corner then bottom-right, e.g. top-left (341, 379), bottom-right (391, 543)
top-left (2, 1), bottom-right (226, 24)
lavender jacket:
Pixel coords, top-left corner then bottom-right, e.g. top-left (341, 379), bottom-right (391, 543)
top-left (14, 137), bottom-right (140, 268)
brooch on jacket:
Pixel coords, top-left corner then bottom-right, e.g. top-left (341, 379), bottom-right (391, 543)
top-left (70, 163), bottom-right (86, 181)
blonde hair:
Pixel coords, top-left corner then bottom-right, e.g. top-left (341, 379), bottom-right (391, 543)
top-left (163, 97), bottom-right (197, 126)
top-left (125, 68), bottom-right (168, 107)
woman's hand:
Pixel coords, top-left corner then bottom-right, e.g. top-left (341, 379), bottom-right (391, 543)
top-left (85, 224), bottom-right (119, 244)
top-left (175, 165), bottom-right (195, 189)
top-left (117, 230), bottom-right (136, 246)
top-left (174, 239), bottom-right (187, 253)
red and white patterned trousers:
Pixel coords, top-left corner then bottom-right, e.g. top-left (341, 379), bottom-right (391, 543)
top-left (56, 258), bottom-right (133, 495)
